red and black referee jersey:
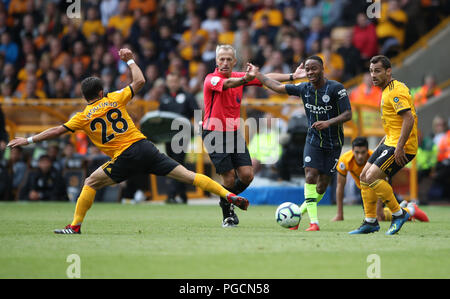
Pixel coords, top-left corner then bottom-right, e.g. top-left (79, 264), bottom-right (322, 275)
top-left (202, 68), bottom-right (262, 132)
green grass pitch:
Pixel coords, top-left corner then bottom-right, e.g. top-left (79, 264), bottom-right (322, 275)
top-left (1, 202), bottom-right (449, 278)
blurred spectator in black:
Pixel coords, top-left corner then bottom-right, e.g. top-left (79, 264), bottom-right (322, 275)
top-left (158, 0), bottom-right (184, 38)
top-left (7, 146), bottom-right (27, 199)
top-left (252, 14), bottom-right (278, 45)
top-left (1, 63), bottom-right (18, 91)
top-left (19, 154), bottom-right (68, 201)
top-left (100, 67), bottom-right (116, 95)
top-left (159, 72), bottom-right (199, 204)
top-left (336, 30), bottom-right (363, 81)
top-left (401, 0), bottom-right (427, 49)
top-left (46, 142), bottom-right (63, 173)
top-left (0, 103), bottom-right (7, 156)
top-left (60, 142), bottom-right (84, 170)
top-left (155, 23), bottom-right (178, 68)
top-left (304, 16), bottom-right (328, 55)
top-left (290, 36), bottom-right (307, 68)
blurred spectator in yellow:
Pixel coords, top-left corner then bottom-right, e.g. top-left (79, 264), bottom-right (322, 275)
top-left (20, 76), bottom-right (46, 99)
top-left (252, 0), bottom-right (283, 29)
top-left (178, 14), bottom-right (208, 61)
top-left (352, 12), bottom-right (378, 63)
top-left (376, 0), bottom-right (408, 56)
top-left (218, 17), bottom-right (234, 45)
top-left (317, 37), bottom-right (344, 81)
top-left (82, 7), bottom-right (105, 39)
top-left (414, 74), bottom-right (442, 107)
top-left (107, 0), bottom-right (134, 39)
top-left (349, 72), bottom-right (381, 106)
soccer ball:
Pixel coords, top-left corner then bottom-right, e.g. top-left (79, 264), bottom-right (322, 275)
top-left (275, 202), bottom-right (301, 228)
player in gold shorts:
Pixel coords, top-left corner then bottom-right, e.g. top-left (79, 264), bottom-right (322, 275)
top-left (7, 48), bottom-right (249, 234)
top-left (349, 55), bottom-right (419, 235)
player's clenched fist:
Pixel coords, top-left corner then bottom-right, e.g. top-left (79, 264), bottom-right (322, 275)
top-left (118, 48), bottom-right (134, 62)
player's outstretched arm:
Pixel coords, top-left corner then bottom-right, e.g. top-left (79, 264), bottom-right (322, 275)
top-left (256, 71), bottom-right (288, 94)
top-left (7, 125), bottom-right (68, 148)
top-left (265, 62), bottom-right (307, 82)
top-left (332, 173), bottom-right (347, 221)
top-left (119, 48), bottom-right (145, 94)
top-left (222, 63), bottom-right (257, 90)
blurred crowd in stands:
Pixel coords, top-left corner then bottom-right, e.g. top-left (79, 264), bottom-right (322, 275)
top-left (0, 0), bottom-right (449, 202)
top-left (0, 0), bottom-right (447, 103)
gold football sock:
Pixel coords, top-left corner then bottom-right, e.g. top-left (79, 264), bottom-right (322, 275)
top-left (193, 173), bottom-right (230, 198)
top-left (369, 179), bottom-right (401, 214)
top-left (361, 181), bottom-right (377, 219)
top-left (71, 185), bottom-right (97, 226)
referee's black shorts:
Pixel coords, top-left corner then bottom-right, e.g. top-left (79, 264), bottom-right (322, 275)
top-left (368, 143), bottom-right (415, 178)
top-left (102, 139), bottom-right (179, 183)
top-left (202, 130), bottom-right (252, 174)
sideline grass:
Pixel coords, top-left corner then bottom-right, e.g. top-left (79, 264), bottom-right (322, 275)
top-left (0, 202), bottom-right (449, 278)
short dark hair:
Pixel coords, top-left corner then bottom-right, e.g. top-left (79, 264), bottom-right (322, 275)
top-left (352, 137), bottom-right (369, 149)
top-left (370, 55), bottom-right (391, 70)
top-left (38, 154), bottom-right (51, 162)
top-left (305, 55), bottom-right (324, 66)
top-left (81, 77), bottom-right (103, 101)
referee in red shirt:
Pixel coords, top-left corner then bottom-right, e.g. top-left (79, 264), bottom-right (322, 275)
top-left (202, 45), bottom-right (304, 227)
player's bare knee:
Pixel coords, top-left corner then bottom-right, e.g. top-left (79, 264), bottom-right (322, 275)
top-left (239, 171), bottom-right (254, 185)
top-left (221, 171), bottom-right (236, 188)
top-left (84, 176), bottom-right (99, 190)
